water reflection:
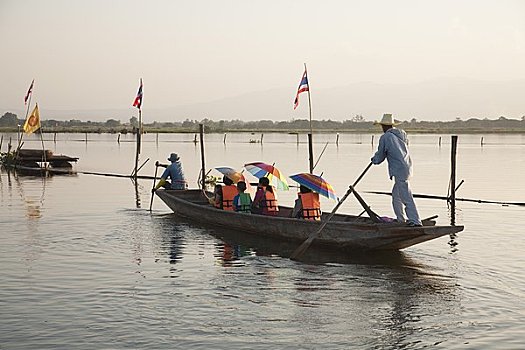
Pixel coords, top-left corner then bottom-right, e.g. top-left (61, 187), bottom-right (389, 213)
top-left (9, 169), bottom-right (47, 220)
top-left (0, 168), bottom-right (46, 272)
top-left (213, 242), bottom-right (252, 267)
top-left (151, 217), bottom-right (187, 267)
top-left (132, 178), bottom-right (141, 209)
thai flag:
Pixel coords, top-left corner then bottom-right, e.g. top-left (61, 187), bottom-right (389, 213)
top-left (133, 79), bottom-right (143, 109)
top-left (293, 70), bottom-right (309, 110)
top-left (24, 79), bottom-right (34, 105)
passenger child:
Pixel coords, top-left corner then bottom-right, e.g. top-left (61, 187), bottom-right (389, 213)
top-left (233, 181), bottom-right (252, 213)
top-left (251, 177), bottom-right (279, 216)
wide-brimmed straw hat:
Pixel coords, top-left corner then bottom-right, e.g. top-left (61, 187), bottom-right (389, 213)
top-left (168, 153), bottom-right (180, 162)
top-left (373, 113), bottom-right (400, 126)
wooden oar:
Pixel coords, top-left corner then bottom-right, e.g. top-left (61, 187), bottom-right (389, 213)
top-left (149, 161), bottom-right (160, 212)
top-left (290, 162), bottom-right (373, 260)
top-left (350, 186), bottom-right (381, 223)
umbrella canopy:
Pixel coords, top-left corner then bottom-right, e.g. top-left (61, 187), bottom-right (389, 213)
top-left (289, 173), bottom-right (337, 200)
top-left (244, 162), bottom-right (289, 191)
top-left (214, 166), bottom-right (246, 184)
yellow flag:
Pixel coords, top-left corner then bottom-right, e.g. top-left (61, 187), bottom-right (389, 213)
top-left (24, 103), bottom-right (41, 134)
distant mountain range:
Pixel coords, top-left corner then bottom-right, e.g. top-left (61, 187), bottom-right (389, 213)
top-left (3, 78), bottom-right (524, 122)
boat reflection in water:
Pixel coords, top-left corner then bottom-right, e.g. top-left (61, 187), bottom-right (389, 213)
top-left (152, 212), bottom-right (461, 348)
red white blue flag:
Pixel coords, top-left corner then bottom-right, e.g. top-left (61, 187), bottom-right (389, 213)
top-left (24, 79), bottom-right (34, 105)
top-left (293, 70), bottom-right (309, 110)
top-left (133, 79), bottom-right (143, 109)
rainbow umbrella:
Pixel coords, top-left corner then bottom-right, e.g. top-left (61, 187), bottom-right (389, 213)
top-left (244, 162), bottom-right (289, 191)
top-left (214, 166), bottom-right (246, 184)
top-left (289, 173), bottom-right (337, 200)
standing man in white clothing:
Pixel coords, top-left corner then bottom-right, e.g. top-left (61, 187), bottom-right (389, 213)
top-left (371, 114), bottom-right (422, 226)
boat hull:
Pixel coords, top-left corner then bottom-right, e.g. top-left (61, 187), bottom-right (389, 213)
top-left (156, 189), bottom-right (463, 252)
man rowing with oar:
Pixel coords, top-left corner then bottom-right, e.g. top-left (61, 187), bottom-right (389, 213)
top-left (153, 153), bottom-right (188, 191)
top-left (371, 114), bottom-right (422, 227)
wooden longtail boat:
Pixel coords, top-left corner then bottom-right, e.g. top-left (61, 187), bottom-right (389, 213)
top-left (156, 189), bottom-right (464, 251)
top-left (1, 149), bottom-right (78, 175)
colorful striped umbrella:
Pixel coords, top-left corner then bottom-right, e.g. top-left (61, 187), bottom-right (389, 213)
top-left (289, 173), bottom-right (337, 200)
top-left (214, 166), bottom-right (246, 184)
top-left (244, 162), bottom-right (289, 191)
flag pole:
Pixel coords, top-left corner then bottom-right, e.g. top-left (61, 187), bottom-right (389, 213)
top-left (133, 78), bottom-right (143, 181)
top-left (39, 125), bottom-right (47, 170)
top-left (18, 80), bottom-right (35, 151)
top-left (305, 63), bottom-right (314, 173)
top-left (134, 107), bottom-right (141, 181)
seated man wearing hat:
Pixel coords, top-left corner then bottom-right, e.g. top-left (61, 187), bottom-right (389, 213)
top-left (154, 153), bottom-right (188, 191)
top-left (371, 114), bottom-right (422, 227)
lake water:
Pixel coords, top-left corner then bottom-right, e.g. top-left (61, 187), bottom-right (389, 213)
top-left (1, 132), bottom-right (524, 349)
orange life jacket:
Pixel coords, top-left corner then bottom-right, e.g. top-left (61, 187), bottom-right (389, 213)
top-left (263, 187), bottom-right (279, 214)
top-left (221, 185), bottom-right (238, 211)
top-left (299, 192), bottom-right (321, 221)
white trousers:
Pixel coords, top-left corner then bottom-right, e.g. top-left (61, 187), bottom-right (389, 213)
top-left (392, 178), bottom-right (421, 225)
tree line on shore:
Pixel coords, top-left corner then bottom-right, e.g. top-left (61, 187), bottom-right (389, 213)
top-left (1, 112), bottom-right (524, 133)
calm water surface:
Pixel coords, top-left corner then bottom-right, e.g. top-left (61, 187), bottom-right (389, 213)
top-left (1, 132), bottom-right (524, 349)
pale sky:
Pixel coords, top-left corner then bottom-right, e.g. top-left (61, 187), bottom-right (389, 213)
top-left (1, 0), bottom-right (525, 121)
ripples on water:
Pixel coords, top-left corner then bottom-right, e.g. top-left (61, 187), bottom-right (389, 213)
top-left (1, 133), bottom-right (524, 349)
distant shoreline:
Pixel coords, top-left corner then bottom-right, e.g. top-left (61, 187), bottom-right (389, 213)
top-left (1, 113), bottom-right (524, 134)
top-left (1, 127), bottom-right (525, 134)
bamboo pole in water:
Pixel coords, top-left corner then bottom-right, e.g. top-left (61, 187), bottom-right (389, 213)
top-left (449, 135), bottom-right (458, 225)
top-left (199, 124), bottom-right (206, 190)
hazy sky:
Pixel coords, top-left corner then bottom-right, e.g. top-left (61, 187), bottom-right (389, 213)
top-left (1, 0), bottom-right (525, 120)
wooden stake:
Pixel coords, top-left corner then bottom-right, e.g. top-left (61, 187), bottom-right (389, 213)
top-left (199, 124), bottom-right (206, 190)
top-left (450, 135), bottom-right (458, 225)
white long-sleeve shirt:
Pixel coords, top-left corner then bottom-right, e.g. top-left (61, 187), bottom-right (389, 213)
top-left (371, 128), bottom-right (412, 181)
